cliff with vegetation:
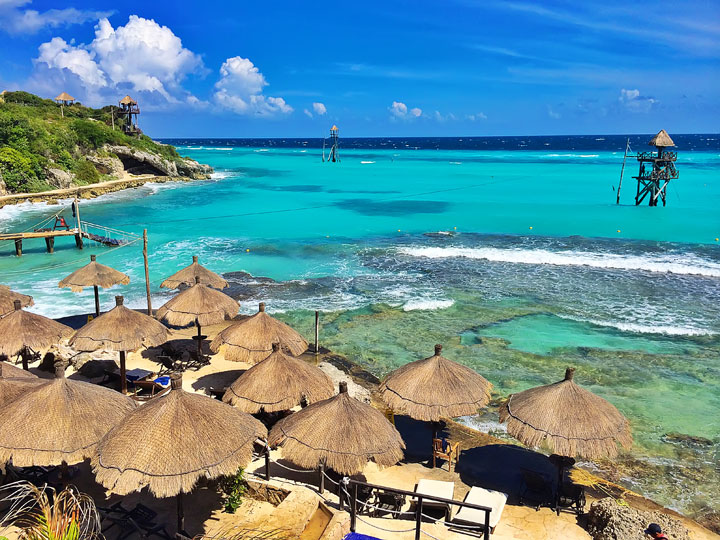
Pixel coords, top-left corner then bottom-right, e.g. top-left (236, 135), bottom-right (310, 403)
top-left (0, 91), bottom-right (211, 196)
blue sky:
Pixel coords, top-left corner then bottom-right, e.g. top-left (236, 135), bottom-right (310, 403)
top-left (1, 0), bottom-right (718, 137)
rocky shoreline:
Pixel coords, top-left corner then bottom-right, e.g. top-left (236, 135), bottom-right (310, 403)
top-left (0, 143), bottom-right (213, 208)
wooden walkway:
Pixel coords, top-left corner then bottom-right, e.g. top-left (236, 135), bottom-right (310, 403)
top-left (0, 228), bottom-right (83, 255)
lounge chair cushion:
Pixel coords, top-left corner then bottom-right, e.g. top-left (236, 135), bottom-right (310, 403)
top-left (453, 486), bottom-right (508, 529)
top-left (414, 479), bottom-right (455, 509)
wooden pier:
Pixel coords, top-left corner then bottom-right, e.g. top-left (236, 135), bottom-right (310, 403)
top-left (0, 229), bottom-right (83, 256)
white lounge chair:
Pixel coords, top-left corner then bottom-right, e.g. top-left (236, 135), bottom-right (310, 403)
top-left (453, 486), bottom-right (508, 533)
top-left (414, 479), bottom-right (455, 520)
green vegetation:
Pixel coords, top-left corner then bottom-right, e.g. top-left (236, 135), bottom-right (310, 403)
top-left (219, 468), bottom-right (248, 514)
top-left (0, 91), bottom-right (181, 193)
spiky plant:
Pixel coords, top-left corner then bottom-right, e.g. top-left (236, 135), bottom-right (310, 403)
top-left (0, 481), bottom-right (102, 540)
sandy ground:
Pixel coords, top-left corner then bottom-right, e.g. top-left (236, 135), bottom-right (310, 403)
top-left (1, 319), bottom-right (717, 540)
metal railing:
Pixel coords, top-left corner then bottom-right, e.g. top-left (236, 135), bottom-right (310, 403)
top-left (347, 478), bottom-right (493, 540)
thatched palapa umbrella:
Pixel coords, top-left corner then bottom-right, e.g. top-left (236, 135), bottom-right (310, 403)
top-left (59, 254), bottom-right (130, 316)
top-left (70, 296), bottom-right (169, 394)
top-left (156, 277), bottom-right (238, 361)
top-left (0, 285), bottom-right (33, 316)
top-left (0, 362), bottom-right (135, 467)
top-left (379, 344), bottom-right (492, 461)
top-left (499, 367), bottom-right (632, 459)
top-left (223, 343), bottom-right (334, 412)
top-left (0, 361), bottom-right (43, 408)
top-left (93, 373), bottom-right (266, 532)
top-left (160, 255), bottom-right (228, 290)
top-left (269, 382), bottom-right (405, 484)
top-left (0, 300), bottom-right (73, 370)
top-left (380, 344), bottom-right (492, 422)
top-left (210, 303), bottom-right (308, 363)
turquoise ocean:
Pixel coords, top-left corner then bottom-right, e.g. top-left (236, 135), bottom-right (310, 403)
top-left (0, 135), bottom-right (718, 520)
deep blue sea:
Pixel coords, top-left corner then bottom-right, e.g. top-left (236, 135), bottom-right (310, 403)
top-left (1, 134), bottom-right (718, 519)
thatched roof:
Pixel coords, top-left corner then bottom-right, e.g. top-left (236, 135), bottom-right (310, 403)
top-left (55, 92), bottom-right (75, 102)
top-left (0, 362), bottom-right (42, 408)
top-left (0, 364), bottom-right (136, 466)
top-left (58, 255), bottom-right (130, 292)
top-left (93, 375), bottom-right (266, 497)
top-left (268, 382), bottom-right (405, 475)
top-left (648, 129), bottom-right (675, 148)
top-left (223, 343), bottom-right (334, 413)
top-left (499, 367), bottom-right (632, 459)
top-left (70, 296), bottom-right (168, 352)
top-left (0, 361), bottom-right (37, 379)
top-left (156, 279), bottom-right (238, 327)
top-left (379, 344), bottom-right (492, 422)
top-left (0, 301), bottom-right (73, 357)
top-left (210, 303), bottom-right (308, 363)
top-left (160, 256), bottom-right (228, 290)
top-left (119, 95), bottom-right (136, 105)
top-left (0, 285), bottom-right (33, 316)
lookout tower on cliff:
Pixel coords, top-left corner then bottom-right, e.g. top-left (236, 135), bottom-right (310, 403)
top-left (323, 125), bottom-right (339, 163)
top-left (633, 129), bottom-right (678, 206)
top-left (118, 95), bottom-right (141, 136)
top-left (54, 92), bottom-right (75, 117)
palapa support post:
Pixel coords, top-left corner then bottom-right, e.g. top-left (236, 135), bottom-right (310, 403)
top-left (90, 255), bottom-right (101, 316)
top-left (177, 491), bottom-right (185, 533)
top-left (75, 233), bottom-right (83, 249)
top-left (265, 444), bottom-right (271, 481)
top-left (143, 229), bottom-right (152, 316)
top-left (14, 239), bottom-right (22, 257)
top-left (114, 296), bottom-right (129, 394)
top-left (45, 237), bottom-right (54, 253)
top-left (314, 310), bottom-right (319, 356)
top-left (319, 460), bottom-right (325, 494)
top-left (415, 496), bottom-right (423, 540)
top-left (350, 482), bottom-right (358, 532)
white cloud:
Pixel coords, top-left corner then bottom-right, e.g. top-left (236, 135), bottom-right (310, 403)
top-left (619, 88), bottom-right (658, 112)
top-left (433, 110), bottom-right (456, 122)
top-left (312, 102), bottom-right (327, 115)
top-left (547, 106), bottom-right (561, 119)
top-left (466, 112), bottom-right (488, 121)
top-left (390, 101), bottom-right (422, 119)
top-left (36, 37), bottom-right (107, 88)
top-left (213, 56), bottom-right (292, 117)
top-left (32, 16), bottom-right (204, 105)
top-left (390, 101), bottom-right (408, 117)
top-left (303, 108), bottom-right (313, 118)
top-left (0, 0), bottom-right (111, 35)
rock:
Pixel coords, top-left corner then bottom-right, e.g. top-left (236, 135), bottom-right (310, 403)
top-left (87, 155), bottom-right (124, 176)
top-left (104, 144), bottom-right (212, 179)
top-left (587, 498), bottom-right (690, 540)
top-left (0, 175), bottom-right (7, 196)
top-left (46, 168), bottom-right (74, 189)
top-left (662, 432), bottom-right (714, 447)
top-left (77, 359), bottom-right (118, 379)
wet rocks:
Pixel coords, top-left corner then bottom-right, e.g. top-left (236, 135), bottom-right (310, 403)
top-left (587, 497), bottom-right (690, 540)
top-left (662, 432), bottom-right (714, 447)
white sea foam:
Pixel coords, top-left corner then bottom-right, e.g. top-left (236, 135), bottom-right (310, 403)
top-left (398, 246), bottom-right (720, 278)
top-left (402, 298), bottom-right (454, 311)
top-left (360, 161), bottom-right (375, 164)
top-left (210, 171), bottom-right (235, 180)
top-left (558, 314), bottom-right (716, 336)
top-left (254, 149), bottom-right (270, 152)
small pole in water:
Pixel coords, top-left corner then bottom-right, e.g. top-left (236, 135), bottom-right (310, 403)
top-left (143, 229), bottom-right (152, 315)
top-left (617, 138), bottom-right (630, 205)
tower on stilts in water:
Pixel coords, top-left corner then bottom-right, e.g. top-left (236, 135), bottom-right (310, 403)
top-left (633, 129), bottom-right (678, 206)
top-left (323, 125), bottom-right (339, 162)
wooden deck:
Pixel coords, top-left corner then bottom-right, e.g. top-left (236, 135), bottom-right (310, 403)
top-left (0, 228), bottom-right (83, 255)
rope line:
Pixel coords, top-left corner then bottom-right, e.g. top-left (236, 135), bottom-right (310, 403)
top-left (0, 238), bottom-right (141, 277)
